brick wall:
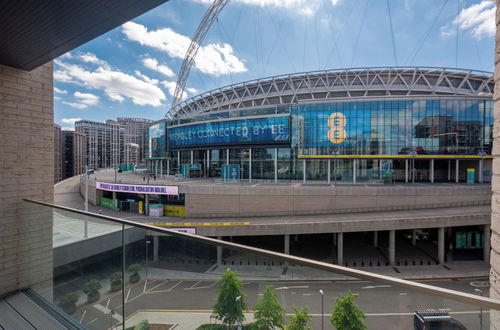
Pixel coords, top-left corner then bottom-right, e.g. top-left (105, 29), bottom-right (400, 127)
top-left (492, 2), bottom-right (500, 328)
top-left (0, 62), bottom-right (54, 297)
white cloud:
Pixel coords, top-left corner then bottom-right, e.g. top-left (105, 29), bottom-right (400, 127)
top-left (442, 0), bottom-right (495, 39)
top-left (186, 87), bottom-right (198, 94)
top-left (74, 92), bottom-right (99, 106)
top-left (189, 0), bottom-right (340, 15)
top-left (59, 52), bottom-right (73, 59)
top-left (61, 118), bottom-right (82, 125)
top-left (79, 52), bottom-right (109, 68)
top-left (161, 81), bottom-right (188, 100)
top-left (54, 87), bottom-right (67, 94)
top-left (54, 61), bottom-right (166, 107)
top-left (61, 127), bottom-right (75, 131)
top-left (62, 101), bottom-right (88, 109)
top-left (135, 70), bottom-right (160, 85)
top-left (142, 58), bottom-right (176, 78)
top-left (122, 22), bottom-right (247, 76)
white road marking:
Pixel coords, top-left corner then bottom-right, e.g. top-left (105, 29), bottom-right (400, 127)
top-left (399, 292), bottom-right (407, 296)
top-left (93, 303), bottom-right (122, 321)
top-left (105, 298), bottom-right (110, 309)
top-left (85, 318), bottom-right (98, 326)
top-left (185, 281), bottom-right (217, 290)
top-left (148, 280), bottom-right (169, 292)
top-left (303, 293), bottom-right (311, 296)
top-left (125, 288), bottom-right (131, 302)
top-left (470, 281), bottom-right (490, 288)
top-left (361, 285), bottom-right (391, 289)
top-left (276, 286), bottom-right (309, 290)
top-left (143, 280), bottom-right (148, 293)
top-left (149, 281), bottom-right (183, 294)
top-left (79, 310), bottom-right (86, 323)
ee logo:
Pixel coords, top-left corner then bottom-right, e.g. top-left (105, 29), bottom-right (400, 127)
top-left (328, 112), bottom-right (346, 144)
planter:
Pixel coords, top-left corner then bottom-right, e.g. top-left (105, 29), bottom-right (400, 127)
top-left (129, 273), bottom-right (140, 283)
top-left (87, 292), bottom-right (100, 303)
top-left (111, 282), bottom-right (122, 292)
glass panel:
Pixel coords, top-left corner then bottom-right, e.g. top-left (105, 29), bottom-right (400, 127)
top-left (23, 200), bottom-right (500, 330)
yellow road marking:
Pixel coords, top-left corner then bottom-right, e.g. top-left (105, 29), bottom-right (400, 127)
top-left (147, 221), bottom-right (251, 227)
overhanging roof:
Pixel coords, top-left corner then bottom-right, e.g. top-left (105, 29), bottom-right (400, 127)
top-left (0, 0), bottom-right (169, 71)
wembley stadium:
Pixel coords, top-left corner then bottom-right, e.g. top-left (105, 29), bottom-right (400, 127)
top-left (147, 66), bottom-right (494, 184)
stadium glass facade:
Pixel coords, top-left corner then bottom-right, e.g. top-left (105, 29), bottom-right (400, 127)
top-left (148, 68), bottom-right (494, 184)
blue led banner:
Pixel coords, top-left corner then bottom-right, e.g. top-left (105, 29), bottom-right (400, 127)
top-left (168, 116), bottom-right (290, 148)
top-left (304, 110), bottom-right (371, 147)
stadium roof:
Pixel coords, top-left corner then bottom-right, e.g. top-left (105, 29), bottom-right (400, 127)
top-left (167, 67), bottom-right (493, 119)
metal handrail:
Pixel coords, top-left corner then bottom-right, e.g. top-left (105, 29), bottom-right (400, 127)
top-left (25, 198), bottom-right (500, 310)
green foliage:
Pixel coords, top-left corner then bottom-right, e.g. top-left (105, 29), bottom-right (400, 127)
top-left (213, 269), bottom-right (247, 326)
top-left (134, 319), bottom-right (149, 330)
top-left (330, 292), bottom-right (367, 330)
top-left (59, 292), bottom-right (78, 306)
top-left (254, 286), bottom-right (285, 329)
top-left (286, 305), bottom-right (312, 330)
top-left (110, 271), bottom-right (123, 286)
top-left (195, 325), bottom-right (227, 330)
top-left (83, 279), bottom-right (102, 295)
top-left (128, 264), bottom-right (141, 275)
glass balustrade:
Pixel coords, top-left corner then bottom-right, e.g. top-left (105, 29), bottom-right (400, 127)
top-left (23, 199), bottom-right (500, 330)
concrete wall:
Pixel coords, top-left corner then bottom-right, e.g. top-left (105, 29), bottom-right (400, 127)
top-left (491, 2), bottom-right (500, 328)
top-left (0, 63), bottom-right (54, 297)
top-left (184, 184), bottom-right (491, 218)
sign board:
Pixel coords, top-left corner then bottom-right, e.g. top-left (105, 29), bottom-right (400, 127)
top-left (222, 164), bottom-right (239, 182)
top-left (168, 227), bottom-right (196, 234)
top-left (466, 168), bottom-right (475, 185)
top-left (168, 116), bottom-right (290, 148)
top-left (139, 201), bottom-right (143, 214)
top-left (96, 182), bottom-right (179, 195)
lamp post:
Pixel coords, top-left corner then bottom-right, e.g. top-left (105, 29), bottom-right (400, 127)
top-left (475, 288), bottom-right (483, 330)
top-left (145, 239), bottom-right (151, 278)
top-left (235, 296), bottom-right (242, 330)
top-left (319, 289), bottom-right (324, 330)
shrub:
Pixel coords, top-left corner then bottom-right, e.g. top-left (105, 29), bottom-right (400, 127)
top-left (134, 319), bottom-right (149, 330)
top-left (110, 272), bottom-right (123, 292)
top-left (83, 279), bottom-right (102, 303)
top-left (128, 264), bottom-right (141, 283)
top-left (195, 325), bottom-right (227, 330)
top-left (58, 292), bottom-right (79, 314)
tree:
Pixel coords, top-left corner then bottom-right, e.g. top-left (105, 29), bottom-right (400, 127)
top-left (212, 269), bottom-right (247, 327)
top-left (254, 285), bottom-right (285, 329)
top-left (286, 305), bottom-right (312, 330)
top-left (330, 292), bottom-right (367, 330)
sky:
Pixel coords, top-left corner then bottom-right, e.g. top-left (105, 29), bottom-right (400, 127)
top-left (54, 0), bottom-right (496, 130)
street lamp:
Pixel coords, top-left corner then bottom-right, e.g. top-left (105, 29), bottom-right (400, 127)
top-left (145, 239), bottom-right (151, 278)
top-left (235, 296), bottom-right (242, 330)
top-left (475, 288), bottom-right (483, 330)
top-left (319, 289), bottom-right (324, 330)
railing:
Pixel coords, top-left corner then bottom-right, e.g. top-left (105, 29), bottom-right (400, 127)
top-left (24, 199), bottom-right (499, 329)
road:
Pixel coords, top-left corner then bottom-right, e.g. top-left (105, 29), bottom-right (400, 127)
top-left (73, 278), bottom-right (489, 330)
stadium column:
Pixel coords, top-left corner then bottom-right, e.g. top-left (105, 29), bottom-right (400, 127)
top-left (207, 150), bottom-right (210, 179)
top-left (448, 160), bottom-right (451, 181)
top-left (353, 159), bottom-right (357, 184)
top-left (484, 225), bottom-right (490, 262)
top-left (160, 160), bottom-right (163, 178)
top-left (249, 148), bottom-right (252, 183)
top-left (153, 235), bottom-right (159, 262)
top-left (177, 150), bottom-right (180, 168)
top-left (303, 159), bottom-right (307, 184)
top-left (217, 236), bottom-right (223, 265)
top-left (112, 192), bottom-right (116, 210)
top-left (327, 159), bottom-right (331, 184)
top-left (284, 234), bottom-right (290, 255)
top-left (389, 230), bottom-right (395, 266)
top-left (479, 158), bottom-right (484, 184)
top-left (166, 160), bottom-right (170, 177)
top-left (337, 232), bottom-right (343, 265)
top-left (411, 230), bottom-right (417, 246)
top-left (145, 194), bottom-right (149, 216)
top-left (405, 159), bottom-right (408, 183)
top-left (438, 227), bottom-right (445, 264)
top-left (190, 150), bottom-right (193, 164)
top-left (226, 149), bottom-right (229, 165)
top-left (274, 148), bottom-right (278, 184)
top-left (430, 159), bottom-right (434, 183)
top-left (455, 159), bottom-right (459, 183)
top-left (373, 231), bottom-right (378, 247)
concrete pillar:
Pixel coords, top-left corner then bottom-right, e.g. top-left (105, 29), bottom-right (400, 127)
top-left (303, 159), bottom-right (306, 184)
top-left (411, 230), bottom-right (417, 246)
top-left (405, 159), bottom-right (409, 183)
top-left (373, 231), bottom-right (378, 247)
top-left (448, 160), bottom-right (451, 181)
top-left (430, 159), bottom-right (434, 183)
top-left (389, 230), bottom-right (395, 266)
top-left (190, 150), bottom-right (194, 164)
top-left (167, 160), bottom-right (170, 177)
top-left (484, 225), bottom-right (491, 262)
top-left (284, 234), bottom-right (290, 255)
top-left (177, 150), bottom-right (180, 169)
top-left (438, 227), bottom-right (445, 265)
top-left (112, 191), bottom-right (117, 210)
top-left (353, 159), bottom-right (357, 183)
top-left (207, 149), bottom-right (210, 179)
top-left (327, 159), bottom-right (331, 184)
top-left (226, 149), bottom-right (229, 165)
top-left (160, 161), bottom-right (163, 178)
top-left (337, 233), bottom-right (343, 265)
top-left (333, 233), bottom-right (337, 247)
top-left (249, 148), bottom-right (252, 183)
top-left (274, 148), bottom-right (278, 184)
top-left (153, 235), bottom-right (159, 262)
top-left (455, 159), bottom-right (459, 183)
top-left (145, 194), bottom-right (149, 216)
top-left (479, 158), bottom-right (484, 184)
top-left (217, 236), bottom-right (223, 265)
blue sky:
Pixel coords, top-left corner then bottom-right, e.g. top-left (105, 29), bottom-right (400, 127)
top-left (54, 0), bottom-right (496, 129)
